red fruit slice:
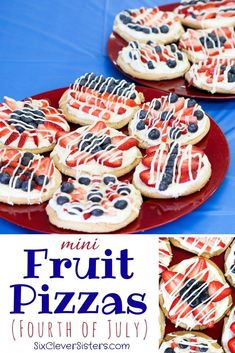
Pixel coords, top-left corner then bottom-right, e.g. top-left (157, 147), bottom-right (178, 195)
top-left (185, 257), bottom-right (209, 282)
top-left (208, 281), bottom-right (231, 302)
top-left (193, 303), bottom-right (215, 328)
top-left (230, 322), bottom-right (235, 334)
top-left (228, 337), bottom-right (235, 353)
top-left (169, 297), bottom-right (191, 321)
top-left (162, 270), bottom-right (184, 294)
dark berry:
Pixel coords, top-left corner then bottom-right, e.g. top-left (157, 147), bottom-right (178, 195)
top-left (152, 27), bottom-right (159, 34)
top-left (188, 124), bottom-right (198, 133)
top-left (21, 180), bottom-right (35, 192)
top-left (153, 100), bottom-right (161, 110)
top-left (177, 52), bottom-right (183, 61)
top-left (114, 199), bottom-right (128, 210)
top-left (139, 110), bottom-right (147, 119)
top-left (169, 128), bottom-right (181, 139)
top-left (154, 45), bottom-right (162, 53)
top-left (56, 195), bottom-right (70, 205)
top-left (148, 128), bottom-right (160, 140)
top-left (35, 175), bottom-right (49, 186)
top-left (198, 343), bottom-right (208, 352)
top-left (160, 25), bottom-right (169, 33)
top-left (147, 61), bottom-right (155, 70)
top-left (187, 98), bottom-right (197, 107)
top-left (78, 177), bottom-right (91, 185)
top-left (0, 172), bottom-right (10, 184)
top-left (193, 110), bottom-right (204, 120)
top-left (103, 176), bottom-right (116, 185)
top-left (166, 59), bottom-right (177, 68)
top-left (61, 181), bottom-right (74, 193)
top-left (168, 93), bottom-right (178, 103)
top-left (159, 180), bottom-right (168, 191)
top-left (91, 208), bottom-right (104, 216)
top-left (136, 120), bottom-right (146, 131)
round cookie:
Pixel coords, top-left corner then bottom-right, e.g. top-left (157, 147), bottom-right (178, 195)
top-left (59, 73), bottom-right (144, 129)
top-left (117, 41), bottom-right (190, 81)
top-left (128, 94), bottom-right (210, 148)
top-left (160, 331), bottom-right (224, 353)
top-left (170, 237), bottom-right (232, 258)
top-left (159, 307), bottom-right (165, 346)
top-left (113, 6), bottom-right (184, 44)
top-left (133, 142), bottom-right (211, 199)
top-left (46, 173), bottom-right (142, 233)
top-left (174, 0), bottom-right (235, 29)
top-left (160, 256), bottom-right (232, 330)
top-left (222, 306), bottom-right (235, 353)
top-left (0, 148), bottom-right (61, 205)
top-left (0, 96), bottom-right (69, 153)
top-left (179, 27), bottom-right (235, 63)
top-left (159, 238), bottom-right (172, 275)
top-left (224, 240), bottom-right (235, 287)
top-left (185, 58), bottom-right (235, 94)
top-left (51, 120), bottom-right (141, 178)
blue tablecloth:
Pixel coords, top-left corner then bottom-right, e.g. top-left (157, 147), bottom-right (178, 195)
top-left (0, 0), bottom-right (234, 234)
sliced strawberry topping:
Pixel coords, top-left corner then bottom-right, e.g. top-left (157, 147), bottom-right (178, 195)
top-left (185, 257), bottom-right (209, 282)
top-left (193, 303), bottom-right (215, 328)
top-left (162, 270), bottom-right (184, 294)
top-left (208, 281), bottom-right (231, 302)
top-left (169, 297), bottom-right (191, 321)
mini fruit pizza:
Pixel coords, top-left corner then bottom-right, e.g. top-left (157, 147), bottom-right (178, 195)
top-left (113, 6), bottom-right (184, 44)
top-left (133, 143), bottom-right (211, 198)
top-left (160, 331), bottom-right (224, 353)
top-left (59, 73), bottom-right (144, 129)
top-left (0, 148), bottom-right (61, 205)
top-left (128, 94), bottom-right (210, 148)
top-left (225, 240), bottom-right (235, 287)
top-left (160, 257), bottom-right (232, 330)
top-left (185, 58), bottom-right (235, 94)
top-left (170, 237), bottom-right (232, 258)
top-left (174, 0), bottom-right (235, 29)
top-left (51, 121), bottom-right (141, 178)
top-left (0, 96), bottom-right (69, 153)
top-left (159, 307), bottom-right (166, 346)
top-left (46, 173), bottom-right (142, 233)
top-left (179, 27), bottom-right (235, 63)
top-left (159, 238), bottom-right (173, 275)
top-left (222, 305), bottom-right (235, 353)
top-left (117, 41), bottom-right (190, 81)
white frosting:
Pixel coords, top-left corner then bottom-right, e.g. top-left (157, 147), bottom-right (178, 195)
top-left (178, 236), bottom-right (232, 256)
top-left (222, 306), bottom-right (235, 353)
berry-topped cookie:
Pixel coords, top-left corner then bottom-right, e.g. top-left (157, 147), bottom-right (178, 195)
top-left (46, 173), bottom-right (142, 233)
top-left (59, 73), bottom-right (144, 129)
top-left (160, 331), bottom-right (224, 353)
top-left (133, 143), bottom-right (211, 198)
top-left (113, 6), bottom-right (184, 44)
top-left (0, 96), bottom-right (70, 153)
top-left (0, 148), bottom-right (61, 205)
top-left (117, 41), bottom-right (190, 81)
top-left (128, 94), bottom-right (210, 148)
top-left (160, 257), bottom-right (232, 330)
top-left (179, 27), bottom-right (235, 63)
top-left (222, 305), bottom-right (235, 353)
top-left (175, 0), bottom-right (235, 29)
top-left (51, 120), bottom-right (141, 178)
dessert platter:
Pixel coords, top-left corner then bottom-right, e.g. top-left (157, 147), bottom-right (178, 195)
top-left (159, 236), bottom-right (235, 353)
top-left (107, 1), bottom-right (235, 98)
top-left (0, 73), bottom-right (229, 233)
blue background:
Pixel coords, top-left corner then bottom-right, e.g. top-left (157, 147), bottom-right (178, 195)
top-left (0, 0), bottom-right (234, 234)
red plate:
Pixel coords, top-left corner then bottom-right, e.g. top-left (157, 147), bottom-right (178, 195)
top-left (0, 86), bottom-right (229, 234)
top-left (164, 239), bottom-right (235, 346)
top-left (107, 2), bottom-right (235, 100)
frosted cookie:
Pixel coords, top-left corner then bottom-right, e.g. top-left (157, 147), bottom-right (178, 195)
top-left (59, 73), bottom-right (144, 129)
top-left (175, 0), bottom-right (235, 29)
top-left (113, 6), bottom-right (184, 44)
top-left (51, 120), bottom-right (141, 178)
top-left (222, 306), bottom-right (235, 353)
top-left (160, 331), bottom-right (224, 353)
top-left (129, 94), bottom-right (210, 148)
top-left (0, 148), bottom-right (61, 205)
top-left (117, 41), bottom-right (190, 81)
top-left (179, 27), bottom-right (235, 63)
top-left (185, 58), bottom-right (235, 94)
top-left (0, 96), bottom-right (69, 153)
top-left (225, 240), bottom-right (235, 287)
top-left (159, 307), bottom-right (165, 346)
top-left (160, 257), bottom-right (232, 330)
top-left (133, 143), bottom-right (211, 199)
top-left (159, 238), bottom-right (173, 275)
top-left (46, 173), bottom-right (142, 233)
top-left (170, 237), bottom-right (232, 258)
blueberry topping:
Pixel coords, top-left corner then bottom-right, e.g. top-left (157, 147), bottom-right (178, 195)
top-left (160, 25), bottom-right (169, 33)
top-left (78, 177), bottom-right (91, 185)
top-left (0, 172), bottom-right (10, 185)
top-left (193, 110), bottom-right (204, 120)
top-left (148, 128), bottom-right (160, 140)
top-left (164, 349), bottom-right (175, 353)
top-left (21, 180), bottom-right (35, 192)
top-left (103, 176), bottom-right (116, 185)
top-left (35, 175), bottom-right (49, 186)
top-left (147, 61), bottom-right (155, 70)
top-left (169, 128), bottom-right (181, 139)
top-left (61, 181), bottom-right (74, 193)
top-left (198, 343), bottom-right (208, 352)
top-left (154, 45), bottom-right (162, 53)
top-left (118, 187), bottom-right (131, 195)
top-left (14, 178), bottom-right (23, 189)
top-left (187, 99), bottom-right (197, 107)
top-left (166, 59), bottom-right (177, 68)
top-left (168, 93), bottom-right (178, 103)
top-left (139, 110), bottom-right (147, 119)
top-left (188, 123), bottom-right (198, 133)
top-left (57, 195), bottom-right (70, 205)
top-left (159, 180), bottom-right (168, 191)
top-left (153, 100), bottom-right (161, 110)
top-left (91, 208), bottom-right (104, 216)
top-left (114, 199), bottom-right (128, 210)
top-left (177, 52), bottom-right (183, 61)
top-left (136, 120), bottom-right (146, 131)
top-left (152, 27), bottom-right (159, 34)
